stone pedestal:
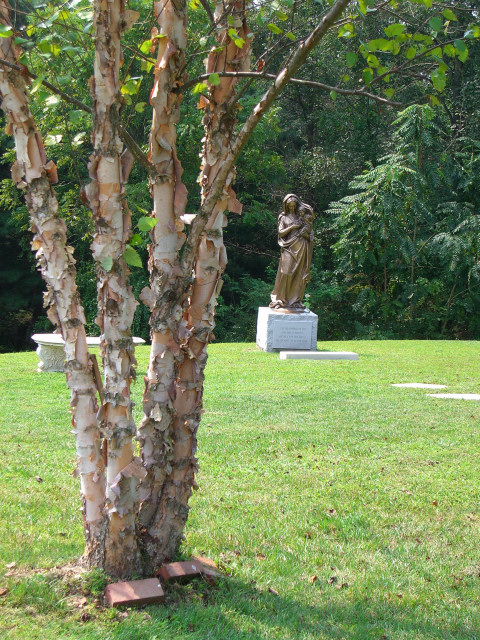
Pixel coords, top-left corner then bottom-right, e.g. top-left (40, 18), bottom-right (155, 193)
top-left (256, 307), bottom-right (318, 352)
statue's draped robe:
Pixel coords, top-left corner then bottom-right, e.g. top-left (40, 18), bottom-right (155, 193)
top-left (270, 212), bottom-right (312, 309)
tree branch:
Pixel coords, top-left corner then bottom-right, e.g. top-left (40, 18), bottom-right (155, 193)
top-left (0, 57), bottom-right (155, 176)
top-left (180, 70), bottom-right (401, 106)
top-left (199, 0), bottom-right (215, 25)
top-left (0, 56), bottom-right (92, 113)
top-left (181, 0), bottom-right (354, 274)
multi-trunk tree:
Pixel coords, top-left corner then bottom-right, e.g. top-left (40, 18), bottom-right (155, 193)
top-left (0, 0), bottom-right (478, 578)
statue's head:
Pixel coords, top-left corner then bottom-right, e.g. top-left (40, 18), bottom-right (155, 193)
top-left (283, 193), bottom-right (300, 214)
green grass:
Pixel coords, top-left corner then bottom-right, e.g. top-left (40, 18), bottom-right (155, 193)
top-left (0, 340), bottom-right (479, 639)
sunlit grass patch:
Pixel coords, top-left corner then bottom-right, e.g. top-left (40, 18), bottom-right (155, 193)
top-left (1, 340), bottom-right (479, 639)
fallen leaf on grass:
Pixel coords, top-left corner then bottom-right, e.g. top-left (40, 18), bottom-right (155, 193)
top-left (308, 575), bottom-right (317, 584)
top-left (325, 509), bottom-right (337, 516)
top-left (4, 571), bottom-right (15, 577)
top-left (67, 596), bottom-right (88, 608)
top-left (5, 562), bottom-right (16, 569)
top-left (256, 554), bottom-right (266, 561)
top-left (304, 531), bottom-right (312, 539)
top-left (0, 588), bottom-right (8, 596)
top-left (327, 576), bottom-right (337, 584)
top-left (432, 500), bottom-right (438, 506)
top-left (34, 476), bottom-right (43, 483)
top-left (268, 587), bottom-right (279, 595)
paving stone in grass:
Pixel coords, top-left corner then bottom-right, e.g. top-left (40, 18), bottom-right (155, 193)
top-left (105, 578), bottom-right (165, 607)
top-left (427, 393), bottom-right (480, 400)
top-left (157, 559), bottom-right (220, 584)
top-left (392, 383), bottom-right (447, 389)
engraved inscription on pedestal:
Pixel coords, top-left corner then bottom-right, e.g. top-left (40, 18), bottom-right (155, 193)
top-left (272, 321), bottom-right (311, 349)
top-left (256, 307), bottom-right (318, 352)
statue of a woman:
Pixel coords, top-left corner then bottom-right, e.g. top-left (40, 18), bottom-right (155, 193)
top-left (269, 194), bottom-right (314, 311)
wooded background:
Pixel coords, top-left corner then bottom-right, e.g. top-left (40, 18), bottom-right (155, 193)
top-left (1, 0), bottom-right (479, 352)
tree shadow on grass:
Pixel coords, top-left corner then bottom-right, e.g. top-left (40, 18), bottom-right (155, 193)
top-left (106, 574), bottom-right (477, 640)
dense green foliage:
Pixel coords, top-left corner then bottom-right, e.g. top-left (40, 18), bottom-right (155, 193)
top-left (2, 341), bottom-right (480, 638)
top-left (0, 0), bottom-right (479, 350)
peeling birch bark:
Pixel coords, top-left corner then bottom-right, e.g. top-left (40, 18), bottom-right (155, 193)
top-left (0, 1), bottom-right (106, 566)
top-left (86, 0), bottom-right (141, 578)
top-left (137, 0), bottom-right (190, 568)
top-left (141, 1), bottom-right (252, 564)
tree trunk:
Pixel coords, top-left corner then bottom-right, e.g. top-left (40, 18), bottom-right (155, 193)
top-left (85, 0), bottom-right (143, 579)
top-left (0, 1), bottom-right (106, 566)
top-left (137, 0), bottom-right (190, 569)
top-left (151, 0), bottom-right (252, 561)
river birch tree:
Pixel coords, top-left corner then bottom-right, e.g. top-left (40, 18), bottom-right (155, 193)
top-left (0, 0), bottom-right (477, 578)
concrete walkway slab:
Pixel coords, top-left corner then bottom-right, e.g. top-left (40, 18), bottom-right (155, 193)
top-left (279, 351), bottom-right (358, 360)
top-left (427, 393), bottom-right (480, 400)
top-left (392, 383), bottom-right (447, 389)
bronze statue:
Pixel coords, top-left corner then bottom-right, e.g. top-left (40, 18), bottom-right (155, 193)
top-left (270, 194), bottom-right (314, 312)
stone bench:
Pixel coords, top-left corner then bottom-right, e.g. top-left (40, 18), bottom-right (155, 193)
top-left (31, 333), bottom-right (146, 372)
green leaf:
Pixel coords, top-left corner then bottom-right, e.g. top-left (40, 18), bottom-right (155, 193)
top-left (44, 134), bottom-right (62, 146)
top-left (123, 246), bottom-right (143, 268)
top-left (346, 52), bottom-right (358, 68)
top-left (61, 45), bottom-right (83, 54)
top-left (363, 68), bottom-right (374, 86)
top-left (135, 102), bottom-right (147, 113)
top-left (138, 217), bottom-right (158, 232)
top-left (431, 69), bottom-right (446, 92)
top-left (405, 46), bottom-right (416, 60)
top-left (330, 90), bottom-right (338, 101)
top-left (443, 44), bottom-right (456, 58)
top-left (208, 72), bottom-right (221, 86)
top-left (129, 234), bottom-right (143, 247)
top-left (192, 82), bottom-right (208, 94)
top-left (384, 23), bottom-right (405, 38)
top-left (45, 95), bottom-right (60, 106)
top-left (384, 88), bottom-right (395, 98)
top-left (464, 26), bottom-right (480, 39)
top-left (121, 78), bottom-right (141, 96)
top-left (275, 10), bottom-right (288, 21)
top-left (442, 9), bottom-right (457, 22)
top-left (338, 23), bottom-right (355, 38)
top-left (367, 54), bottom-right (380, 68)
top-left (31, 74), bottom-right (46, 94)
top-left (101, 257), bottom-right (113, 272)
top-left (429, 94), bottom-right (441, 107)
top-left (457, 48), bottom-right (468, 63)
top-left (370, 38), bottom-right (392, 52)
top-left (0, 24), bottom-right (13, 37)
top-left (454, 39), bottom-right (467, 52)
top-left (68, 110), bottom-right (84, 124)
top-left (342, 74), bottom-right (350, 83)
top-left (285, 32), bottom-right (296, 41)
top-left (227, 15), bottom-right (235, 26)
top-left (390, 41), bottom-right (401, 56)
top-left (267, 23), bottom-right (283, 35)
top-left (141, 59), bottom-right (154, 73)
top-left (428, 17), bottom-right (443, 33)
top-left (139, 39), bottom-right (153, 54)
top-left (188, 0), bottom-right (200, 9)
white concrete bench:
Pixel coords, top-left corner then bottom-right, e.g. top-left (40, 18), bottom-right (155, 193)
top-left (31, 333), bottom-right (146, 372)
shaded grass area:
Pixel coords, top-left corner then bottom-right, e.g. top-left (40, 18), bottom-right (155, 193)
top-left (0, 340), bottom-right (479, 639)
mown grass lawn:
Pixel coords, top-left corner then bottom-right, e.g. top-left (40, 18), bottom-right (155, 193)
top-left (0, 340), bottom-right (479, 639)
